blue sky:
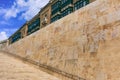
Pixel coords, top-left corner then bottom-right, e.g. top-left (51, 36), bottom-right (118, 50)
top-left (0, 0), bottom-right (49, 41)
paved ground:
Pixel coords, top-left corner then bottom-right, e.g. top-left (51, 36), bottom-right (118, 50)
top-left (0, 52), bottom-right (61, 80)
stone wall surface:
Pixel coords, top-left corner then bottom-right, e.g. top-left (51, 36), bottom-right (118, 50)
top-left (4, 0), bottom-right (120, 80)
top-left (0, 40), bottom-right (8, 50)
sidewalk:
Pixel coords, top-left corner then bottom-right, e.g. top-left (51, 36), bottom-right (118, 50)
top-left (0, 51), bottom-right (61, 80)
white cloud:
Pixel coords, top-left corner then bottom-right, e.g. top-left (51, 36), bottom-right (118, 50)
top-left (0, 2), bottom-right (18, 20)
top-left (21, 0), bottom-right (49, 20)
top-left (0, 8), bottom-right (7, 15)
top-left (16, 0), bottom-right (27, 7)
top-left (0, 31), bottom-right (8, 41)
top-left (4, 5), bottom-right (19, 20)
top-left (0, 28), bottom-right (17, 38)
top-left (0, 21), bottom-right (10, 25)
top-left (0, 0), bottom-right (49, 20)
top-left (2, 28), bottom-right (18, 37)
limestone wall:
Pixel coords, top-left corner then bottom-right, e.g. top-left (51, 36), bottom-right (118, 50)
top-left (4, 0), bottom-right (120, 80)
top-left (0, 40), bottom-right (8, 50)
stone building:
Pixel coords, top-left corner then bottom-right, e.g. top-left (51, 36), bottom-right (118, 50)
top-left (0, 40), bottom-right (8, 49)
top-left (4, 0), bottom-right (120, 80)
top-left (50, 0), bottom-right (61, 23)
top-left (9, 23), bottom-right (28, 44)
top-left (5, 0), bottom-right (120, 79)
top-left (50, 0), bottom-right (95, 22)
top-left (8, 0), bottom-right (96, 44)
top-left (9, 30), bottom-right (21, 44)
top-left (27, 14), bottom-right (40, 35)
top-left (20, 23), bottom-right (28, 38)
top-left (40, 3), bottom-right (51, 28)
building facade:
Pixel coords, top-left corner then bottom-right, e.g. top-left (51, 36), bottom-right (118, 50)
top-left (50, 0), bottom-right (95, 22)
top-left (40, 3), bottom-right (51, 28)
top-left (8, 0), bottom-right (96, 44)
top-left (20, 23), bottom-right (28, 38)
top-left (9, 30), bottom-right (21, 44)
top-left (61, 0), bottom-right (73, 18)
top-left (27, 14), bottom-right (40, 35)
top-left (51, 0), bottom-right (61, 23)
top-left (0, 40), bottom-right (8, 49)
top-left (9, 23), bottom-right (28, 44)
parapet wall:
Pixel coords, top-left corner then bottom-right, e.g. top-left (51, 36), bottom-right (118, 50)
top-left (4, 0), bottom-right (120, 80)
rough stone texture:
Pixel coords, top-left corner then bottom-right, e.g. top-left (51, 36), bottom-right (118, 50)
top-left (0, 40), bottom-right (8, 50)
top-left (4, 0), bottom-right (120, 80)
